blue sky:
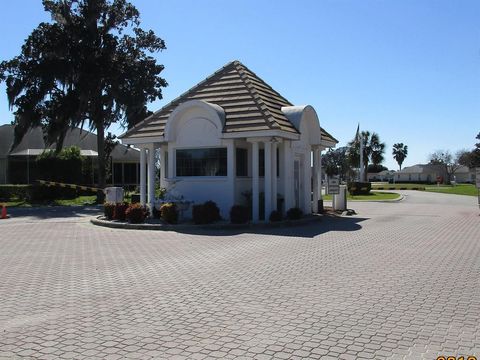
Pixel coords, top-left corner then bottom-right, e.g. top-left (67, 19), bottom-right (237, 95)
top-left (1, 0), bottom-right (479, 170)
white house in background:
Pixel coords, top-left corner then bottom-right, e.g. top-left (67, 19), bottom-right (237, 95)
top-left (367, 170), bottom-right (396, 182)
top-left (395, 164), bottom-right (475, 183)
top-left (120, 60), bottom-right (337, 221)
top-left (454, 166), bottom-right (476, 183)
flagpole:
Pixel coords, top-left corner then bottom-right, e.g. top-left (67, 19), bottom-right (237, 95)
top-left (359, 134), bottom-right (364, 182)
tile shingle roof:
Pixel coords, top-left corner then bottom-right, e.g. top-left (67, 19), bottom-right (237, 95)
top-left (121, 60), bottom-right (337, 144)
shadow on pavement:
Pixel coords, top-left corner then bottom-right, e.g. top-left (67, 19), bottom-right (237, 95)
top-left (6, 205), bottom-right (102, 220)
top-left (175, 214), bottom-right (369, 238)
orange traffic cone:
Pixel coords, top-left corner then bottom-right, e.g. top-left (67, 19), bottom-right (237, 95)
top-left (1, 204), bottom-right (8, 219)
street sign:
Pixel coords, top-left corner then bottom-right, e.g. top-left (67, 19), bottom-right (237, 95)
top-left (476, 167), bottom-right (480, 188)
top-left (328, 176), bottom-right (340, 195)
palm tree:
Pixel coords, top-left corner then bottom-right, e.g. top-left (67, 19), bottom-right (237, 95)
top-left (347, 131), bottom-right (386, 181)
top-left (392, 143), bottom-right (408, 170)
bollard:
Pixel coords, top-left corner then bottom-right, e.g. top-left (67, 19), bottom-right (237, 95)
top-left (1, 204), bottom-right (8, 219)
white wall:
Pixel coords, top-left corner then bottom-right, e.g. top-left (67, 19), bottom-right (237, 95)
top-left (167, 107), bottom-right (233, 218)
top-left (173, 178), bottom-right (231, 219)
top-left (292, 119), bottom-right (312, 214)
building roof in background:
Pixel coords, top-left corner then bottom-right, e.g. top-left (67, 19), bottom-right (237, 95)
top-left (9, 149), bottom-right (98, 157)
top-left (0, 125), bottom-right (139, 161)
top-left (397, 163), bottom-right (473, 174)
top-left (121, 60), bottom-right (337, 144)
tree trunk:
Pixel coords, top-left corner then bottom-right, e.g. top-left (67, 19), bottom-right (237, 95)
top-left (363, 162), bottom-right (369, 182)
top-left (96, 123), bottom-right (106, 203)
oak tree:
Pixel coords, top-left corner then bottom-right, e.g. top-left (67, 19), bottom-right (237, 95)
top-left (0, 0), bottom-right (167, 200)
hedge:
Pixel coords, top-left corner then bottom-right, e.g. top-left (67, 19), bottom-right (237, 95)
top-left (0, 185), bottom-right (30, 201)
top-left (192, 201), bottom-right (221, 224)
top-left (347, 182), bottom-right (372, 195)
top-left (0, 184), bottom-right (80, 201)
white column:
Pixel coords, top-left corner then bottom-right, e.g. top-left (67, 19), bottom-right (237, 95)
top-left (140, 147), bottom-right (146, 205)
top-left (283, 141), bottom-right (294, 211)
top-left (312, 147), bottom-right (319, 213)
top-left (227, 139), bottom-right (235, 214)
top-left (303, 148), bottom-right (312, 214)
top-left (251, 141), bottom-right (259, 223)
top-left (271, 141), bottom-right (277, 213)
top-left (168, 143), bottom-right (174, 181)
top-left (264, 141), bottom-right (272, 221)
top-left (159, 146), bottom-right (166, 188)
top-left (147, 145), bottom-right (156, 211)
top-left (318, 149), bottom-right (323, 201)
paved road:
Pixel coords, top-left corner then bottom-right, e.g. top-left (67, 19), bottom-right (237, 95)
top-left (0, 191), bottom-right (479, 359)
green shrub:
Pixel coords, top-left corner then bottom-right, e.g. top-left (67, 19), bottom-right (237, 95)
top-left (28, 185), bottom-right (77, 201)
top-left (160, 202), bottom-right (178, 224)
top-left (155, 185), bottom-right (167, 199)
top-left (269, 210), bottom-right (283, 222)
top-left (192, 201), bottom-right (221, 224)
top-left (125, 203), bottom-right (148, 223)
top-left (230, 205), bottom-right (249, 224)
top-left (113, 202), bottom-right (129, 221)
top-left (347, 181), bottom-right (371, 195)
top-left (152, 205), bottom-right (161, 219)
top-left (0, 184), bottom-right (89, 202)
top-left (286, 207), bottom-right (303, 220)
top-left (104, 202), bottom-right (115, 220)
top-left (0, 185), bottom-right (30, 201)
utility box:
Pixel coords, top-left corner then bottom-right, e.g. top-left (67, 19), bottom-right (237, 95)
top-left (105, 187), bottom-right (124, 204)
top-left (333, 185), bottom-right (347, 211)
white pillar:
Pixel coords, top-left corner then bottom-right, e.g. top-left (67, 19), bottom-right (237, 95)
top-left (264, 141), bottom-right (272, 221)
top-left (168, 143), bottom-right (174, 181)
top-left (312, 147), bottom-right (319, 213)
top-left (283, 141), bottom-right (294, 211)
top-left (251, 141), bottom-right (259, 223)
top-left (227, 139), bottom-right (235, 215)
top-left (147, 145), bottom-right (156, 211)
top-left (318, 149), bottom-right (323, 201)
top-left (303, 148), bottom-right (312, 214)
top-left (159, 146), bottom-right (166, 188)
top-left (271, 141), bottom-right (277, 213)
top-left (140, 147), bottom-right (146, 205)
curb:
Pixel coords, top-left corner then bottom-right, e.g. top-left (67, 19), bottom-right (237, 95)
top-left (90, 214), bottom-right (323, 231)
top-left (347, 194), bottom-right (405, 203)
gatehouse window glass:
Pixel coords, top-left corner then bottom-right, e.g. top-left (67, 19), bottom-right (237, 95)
top-left (124, 163), bottom-right (137, 184)
top-left (236, 148), bottom-right (248, 177)
top-left (113, 163), bottom-right (123, 184)
top-left (176, 148), bottom-right (227, 176)
top-left (258, 148), bottom-right (280, 177)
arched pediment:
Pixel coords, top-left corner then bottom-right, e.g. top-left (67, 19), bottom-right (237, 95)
top-left (281, 105), bottom-right (322, 145)
top-left (164, 100), bottom-right (225, 142)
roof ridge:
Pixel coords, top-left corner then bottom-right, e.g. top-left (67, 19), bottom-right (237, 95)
top-left (234, 62), bottom-right (280, 129)
top-left (121, 61), bottom-right (239, 138)
top-left (238, 63), bottom-right (294, 107)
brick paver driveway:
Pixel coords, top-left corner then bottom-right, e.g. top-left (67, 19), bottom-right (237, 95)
top-left (0, 191), bottom-right (479, 359)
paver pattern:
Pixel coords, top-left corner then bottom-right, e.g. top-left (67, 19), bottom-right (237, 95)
top-left (0, 191), bottom-right (479, 359)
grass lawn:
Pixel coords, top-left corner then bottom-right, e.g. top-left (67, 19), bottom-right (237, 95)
top-left (372, 182), bottom-right (478, 196)
top-left (323, 191), bottom-right (401, 201)
top-left (2, 195), bottom-right (97, 207)
top-left (424, 184), bottom-right (478, 196)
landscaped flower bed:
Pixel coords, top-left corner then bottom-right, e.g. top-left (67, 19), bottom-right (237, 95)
top-left (98, 199), bottom-right (319, 230)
